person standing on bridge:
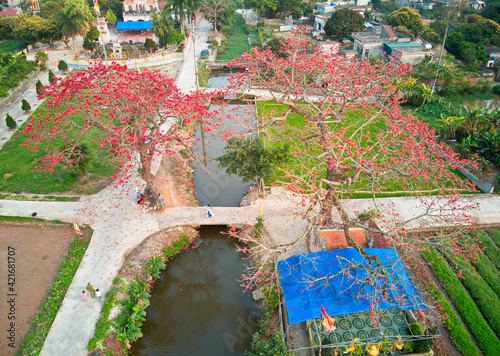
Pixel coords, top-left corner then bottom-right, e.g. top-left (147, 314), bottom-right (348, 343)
top-left (205, 204), bottom-right (213, 218)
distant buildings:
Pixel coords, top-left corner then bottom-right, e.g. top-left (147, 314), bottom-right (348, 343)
top-left (351, 25), bottom-right (438, 64)
top-left (122, 0), bottom-right (159, 22)
top-left (314, 1), bottom-right (373, 33)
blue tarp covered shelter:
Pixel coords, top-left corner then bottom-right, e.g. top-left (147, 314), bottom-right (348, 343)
top-left (277, 249), bottom-right (424, 325)
top-left (117, 21), bottom-right (152, 30)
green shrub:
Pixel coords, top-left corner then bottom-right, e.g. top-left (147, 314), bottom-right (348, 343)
top-left (491, 84), bottom-right (500, 95)
top-left (263, 286), bottom-right (279, 310)
top-left (162, 236), bottom-right (190, 257)
top-left (48, 69), bottom-right (56, 83)
top-left (36, 79), bottom-right (43, 95)
top-left (58, 59), bottom-right (68, 72)
top-left (423, 249), bottom-right (500, 355)
top-left (21, 98), bottom-right (31, 111)
top-left (143, 256), bottom-right (165, 280)
top-left (144, 38), bottom-right (156, 52)
top-left (6, 114), bottom-right (16, 129)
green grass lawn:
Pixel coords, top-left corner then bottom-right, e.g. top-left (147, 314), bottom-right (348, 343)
top-left (0, 40), bottom-right (26, 53)
top-left (257, 101), bottom-right (476, 197)
top-left (216, 15), bottom-right (255, 61)
top-left (0, 101), bottom-right (118, 194)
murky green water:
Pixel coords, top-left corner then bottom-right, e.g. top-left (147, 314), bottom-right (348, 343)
top-left (130, 226), bottom-right (259, 356)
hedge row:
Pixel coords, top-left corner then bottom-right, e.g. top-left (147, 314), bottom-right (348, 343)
top-left (472, 253), bottom-right (500, 300)
top-left (426, 284), bottom-right (480, 356)
top-left (474, 231), bottom-right (500, 271)
top-left (445, 254), bottom-right (500, 337)
top-left (487, 230), bottom-right (500, 249)
top-left (423, 249), bottom-right (500, 355)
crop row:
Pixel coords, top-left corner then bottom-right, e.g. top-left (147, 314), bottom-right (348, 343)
top-left (423, 249), bottom-right (500, 355)
top-left (426, 285), bottom-right (480, 356)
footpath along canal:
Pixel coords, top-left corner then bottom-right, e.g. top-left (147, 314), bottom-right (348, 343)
top-left (130, 68), bottom-right (260, 355)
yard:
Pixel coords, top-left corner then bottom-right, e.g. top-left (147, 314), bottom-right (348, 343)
top-left (257, 101), bottom-right (477, 197)
top-left (0, 101), bottom-right (118, 194)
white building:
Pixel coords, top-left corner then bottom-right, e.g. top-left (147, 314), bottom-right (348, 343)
top-left (122, 0), bottom-right (159, 22)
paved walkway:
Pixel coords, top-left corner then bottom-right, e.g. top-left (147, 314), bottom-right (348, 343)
top-left (1, 16), bottom-right (500, 356)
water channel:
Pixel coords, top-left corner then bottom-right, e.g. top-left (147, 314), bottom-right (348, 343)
top-left (130, 68), bottom-right (258, 355)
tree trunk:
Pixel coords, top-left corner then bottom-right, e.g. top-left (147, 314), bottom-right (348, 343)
top-left (72, 36), bottom-right (77, 55)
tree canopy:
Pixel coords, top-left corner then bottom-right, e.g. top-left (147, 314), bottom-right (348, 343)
top-left (21, 63), bottom-right (217, 191)
top-left (323, 8), bottom-right (365, 41)
top-left (387, 6), bottom-right (423, 32)
top-left (227, 30), bottom-right (480, 324)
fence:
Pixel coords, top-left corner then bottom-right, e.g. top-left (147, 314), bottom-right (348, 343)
top-left (65, 50), bottom-right (185, 70)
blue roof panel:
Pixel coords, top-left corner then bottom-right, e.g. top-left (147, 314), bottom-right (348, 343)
top-left (117, 21), bottom-right (152, 30)
top-left (277, 248), bottom-right (425, 325)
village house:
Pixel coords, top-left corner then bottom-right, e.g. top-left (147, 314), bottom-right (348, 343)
top-left (351, 25), bottom-right (437, 64)
top-left (314, 0), bottom-right (373, 33)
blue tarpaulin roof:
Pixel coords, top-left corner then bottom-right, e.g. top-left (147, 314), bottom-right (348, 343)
top-left (117, 21), bottom-right (152, 30)
top-left (277, 248), bottom-right (425, 325)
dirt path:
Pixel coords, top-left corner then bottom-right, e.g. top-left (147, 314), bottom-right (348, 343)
top-left (0, 222), bottom-right (76, 355)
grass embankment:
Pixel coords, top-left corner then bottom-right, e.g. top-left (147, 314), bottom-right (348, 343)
top-left (216, 15), bottom-right (255, 61)
top-left (89, 229), bottom-right (196, 354)
top-left (0, 101), bottom-right (117, 194)
top-left (0, 40), bottom-right (26, 53)
top-left (18, 227), bottom-right (92, 355)
top-left (257, 101), bottom-right (476, 197)
top-left (423, 248), bottom-right (500, 355)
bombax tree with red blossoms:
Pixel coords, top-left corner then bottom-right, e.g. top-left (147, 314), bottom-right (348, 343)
top-left (21, 63), bottom-right (216, 200)
top-left (225, 30), bottom-right (482, 325)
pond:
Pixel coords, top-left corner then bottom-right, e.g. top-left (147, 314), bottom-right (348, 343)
top-left (130, 226), bottom-right (259, 356)
top-left (463, 94), bottom-right (500, 111)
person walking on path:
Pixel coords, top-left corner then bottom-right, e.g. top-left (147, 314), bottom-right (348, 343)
top-left (158, 194), bottom-right (164, 209)
top-left (86, 282), bottom-right (96, 298)
top-left (82, 291), bottom-right (88, 302)
top-left (136, 186), bottom-right (141, 199)
top-left (95, 289), bottom-right (102, 302)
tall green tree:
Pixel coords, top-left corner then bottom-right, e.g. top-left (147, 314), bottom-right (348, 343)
top-left (55, 0), bottom-right (94, 53)
top-left (324, 8), bottom-right (365, 41)
top-left (12, 14), bottom-right (45, 47)
top-left (151, 10), bottom-right (174, 44)
top-left (0, 17), bottom-right (15, 40)
top-left (216, 136), bottom-right (289, 196)
top-left (105, 9), bottom-right (117, 25)
top-left (168, 0), bottom-right (188, 34)
top-left (387, 6), bottom-right (423, 32)
top-left (39, 18), bottom-right (63, 46)
top-left (40, 0), bottom-right (64, 19)
top-left (201, 0), bottom-right (235, 34)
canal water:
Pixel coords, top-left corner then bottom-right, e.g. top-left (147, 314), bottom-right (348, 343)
top-left (130, 68), bottom-right (258, 355)
top-left (464, 94), bottom-right (500, 111)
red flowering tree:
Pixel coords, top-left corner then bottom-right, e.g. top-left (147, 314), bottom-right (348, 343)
top-left (226, 31), bottom-right (481, 324)
top-left (21, 63), bottom-right (216, 195)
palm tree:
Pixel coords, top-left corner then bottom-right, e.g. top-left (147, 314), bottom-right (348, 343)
top-left (55, 0), bottom-right (94, 54)
top-left (168, 0), bottom-right (187, 34)
top-left (151, 10), bottom-right (175, 44)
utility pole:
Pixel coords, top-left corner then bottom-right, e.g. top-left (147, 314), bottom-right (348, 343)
top-left (431, 23), bottom-right (449, 95)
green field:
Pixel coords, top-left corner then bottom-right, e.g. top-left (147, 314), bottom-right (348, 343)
top-left (0, 101), bottom-right (117, 194)
top-left (257, 101), bottom-right (476, 197)
top-left (216, 15), bottom-right (255, 61)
